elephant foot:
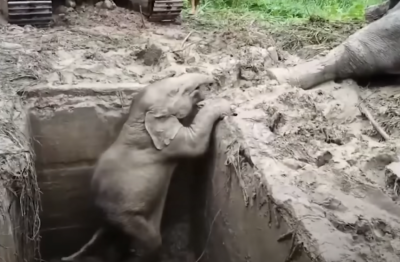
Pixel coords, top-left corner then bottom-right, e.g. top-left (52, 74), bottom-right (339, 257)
top-left (266, 45), bottom-right (345, 90)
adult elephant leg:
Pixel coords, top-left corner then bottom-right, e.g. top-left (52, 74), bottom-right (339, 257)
top-left (364, 0), bottom-right (399, 23)
top-left (266, 45), bottom-right (348, 90)
top-left (266, 9), bottom-right (400, 90)
top-left (365, 1), bottom-right (390, 23)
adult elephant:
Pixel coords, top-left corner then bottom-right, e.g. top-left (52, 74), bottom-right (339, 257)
top-left (365, 0), bottom-right (400, 22)
top-left (266, 2), bottom-right (400, 90)
top-left (61, 73), bottom-right (232, 262)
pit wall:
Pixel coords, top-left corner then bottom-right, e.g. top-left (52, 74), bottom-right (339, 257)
top-left (191, 123), bottom-right (313, 262)
top-left (24, 84), bottom-right (313, 262)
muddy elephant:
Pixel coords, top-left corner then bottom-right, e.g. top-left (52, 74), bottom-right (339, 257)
top-left (365, 0), bottom-right (400, 22)
top-left (61, 73), bottom-right (232, 262)
top-left (267, 2), bottom-right (400, 90)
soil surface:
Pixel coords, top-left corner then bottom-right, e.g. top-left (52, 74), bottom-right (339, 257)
top-left (1, 4), bottom-right (400, 262)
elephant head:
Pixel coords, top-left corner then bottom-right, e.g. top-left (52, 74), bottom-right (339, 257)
top-left (131, 73), bottom-right (216, 150)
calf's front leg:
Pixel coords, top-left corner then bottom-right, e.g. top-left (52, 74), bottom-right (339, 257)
top-left (163, 99), bottom-right (232, 159)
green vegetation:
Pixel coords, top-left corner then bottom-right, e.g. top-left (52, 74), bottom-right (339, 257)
top-left (191, 0), bottom-right (383, 22)
top-left (182, 0), bottom-right (385, 53)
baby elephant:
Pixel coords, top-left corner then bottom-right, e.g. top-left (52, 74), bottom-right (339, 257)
top-left (62, 73), bottom-right (232, 262)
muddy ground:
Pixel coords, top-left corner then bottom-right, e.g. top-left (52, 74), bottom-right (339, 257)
top-left (1, 4), bottom-right (400, 262)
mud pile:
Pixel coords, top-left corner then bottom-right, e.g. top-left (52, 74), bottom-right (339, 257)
top-left (1, 4), bottom-right (400, 262)
top-left (223, 80), bottom-right (400, 261)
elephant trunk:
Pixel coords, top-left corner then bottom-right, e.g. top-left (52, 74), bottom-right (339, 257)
top-left (267, 9), bottom-right (400, 90)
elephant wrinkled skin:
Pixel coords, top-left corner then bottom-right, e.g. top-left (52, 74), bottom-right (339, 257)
top-left (266, 1), bottom-right (400, 90)
top-left (61, 73), bottom-right (232, 262)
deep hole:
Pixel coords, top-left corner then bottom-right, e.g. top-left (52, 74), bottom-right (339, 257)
top-left (29, 104), bottom-right (207, 262)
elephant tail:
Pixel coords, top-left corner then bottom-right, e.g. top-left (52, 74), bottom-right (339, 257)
top-left (61, 228), bottom-right (104, 261)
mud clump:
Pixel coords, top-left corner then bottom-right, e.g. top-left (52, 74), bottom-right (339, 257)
top-left (316, 151), bottom-right (333, 167)
top-left (386, 162), bottom-right (400, 197)
top-left (136, 43), bottom-right (163, 66)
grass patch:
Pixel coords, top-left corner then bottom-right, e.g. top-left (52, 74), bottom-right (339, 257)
top-left (188, 0), bottom-right (384, 23)
top-left (182, 0), bottom-right (384, 54)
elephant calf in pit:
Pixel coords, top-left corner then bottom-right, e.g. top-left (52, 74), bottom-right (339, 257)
top-left (62, 73), bottom-right (232, 262)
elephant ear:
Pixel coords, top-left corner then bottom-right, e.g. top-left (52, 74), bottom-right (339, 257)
top-left (144, 112), bottom-right (183, 150)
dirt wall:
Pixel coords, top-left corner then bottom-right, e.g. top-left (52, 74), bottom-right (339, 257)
top-left (191, 123), bottom-right (313, 262)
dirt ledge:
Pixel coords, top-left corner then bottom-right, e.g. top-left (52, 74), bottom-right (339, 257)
top-left (220, 80), bottom-right (400, 262)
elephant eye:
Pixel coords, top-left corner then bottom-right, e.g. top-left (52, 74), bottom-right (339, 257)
top-left (194, 85), bottom-right (200, 90)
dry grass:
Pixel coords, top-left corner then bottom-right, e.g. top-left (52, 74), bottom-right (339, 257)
top-left (0, 121), bottom-right (41, 261)
top-left (185, 14), bottom-right (364, 58)
top-left (267, 18), bottom-right (364, 54)
top-left (0, 27), bottom-right (44, 262)
top-left (193, 0), bottom-right (382, 21)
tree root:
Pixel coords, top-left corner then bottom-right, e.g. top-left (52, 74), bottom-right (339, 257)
top-left (277, 230), bottom-right (293, 242)
top-left (358, 102), bottom-right (390, 141)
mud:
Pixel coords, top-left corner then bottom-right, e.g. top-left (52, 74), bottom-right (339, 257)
top-left (1, 4), bottom-right (400, 262)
